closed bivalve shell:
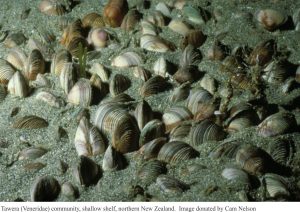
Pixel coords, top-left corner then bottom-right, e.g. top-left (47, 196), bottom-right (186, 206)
top-left (156, 175), bottom-right (190, 193)
top-left (264, 173), bottom-right (290, 198)
top-left (12, 115), bottom-right (48, 129)
top-left (137, 160), bottom-right (167, 185)
top-left (256, 9), bottom-right (287, 31)
top-left (139, 137), bottom-right (167, 160)
top-left (6, 48), bottom-right (27, 71)
top-left (109, 74), bottom-right (131, 96)
top-left (51, 49), bottom-right (72, 76)
top-left (0, 58), bottom-right (16, 84)
top-left (7, 71), bottom-right (29, 98)
top-left (36, 91), bottom-right (64, 108)
top-left (30, 176), bottom-right (60, 201)
top-left (134, 100), bottom-right (153, 131)
top-left (102, 145), bottom-right (126, 171)
top-left (139, 119), bottom-right (165, 147)
top-left (67, 79), bottom-right (92, 107)
top-left (140, 35), bottom-right (170, 53)
top-left (39, 0), bottom-right (67, 16)
top-left (153, 56), bottom-right (168, 78)
top-left (60, 62), bottom-right (77, 94)
top-left (140, 75), bottom-right (168, 97)
top-left (111, 52), bottom-right (142, 68)
top-left (168, 19), bottom-right (190, 36)
top-left (24, 49), bottom-right (45, 81)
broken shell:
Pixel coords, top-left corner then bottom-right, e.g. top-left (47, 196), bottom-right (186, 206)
top-left (36, 91), bottom-right (64, 108)
top-left (133, 66), bottom-right (151, 82)
top-left (169, 82), bottom-right (190, 103)
top-left (162, 106), bottom-right (193, 133)
top-left (74, 156), bottom-right (101, 186)
top-left (168, 19), bottom-right (191, 36)
top-left (67, 78), bottom-right (92, 107)
top-left (31, 73), bottom-right (50, 88)
top-left (102, 145), bottom-right (127, 171)
top-left (264, 173), bottom-right (290, 198)
top-left (18, 147), bottom-right (48, 160)
top-left (257, 112), bottom-right (297, 137)
top-left (137, 160), bottom-right (167, 185)
top-left (0, 58), bottom-right (16, 84)
top-left (82, 12), bottom-right (105, 29)
top-left (140, 35), bottom-right (171, 53)
top-left (60, 62), bottom-right (77, 94)
top-left (88, 28), bottom-right (108, 49)
top-left (50, 49), bottom-right (72, 76)
top-left (7, 71), bottom-right (29, 98)
top-left (156, 175), bottom-right (190, 193)
top-left (30, 176), bottom-right (61, 201)
top-left (39, 0), bottom-right (67, 16)
top-left (6, 48), bottom-right (27, 71)
top-left (12, 115), bottom-right (48, 129)
top-left (61, 182), bottom-right (79, 200)
top-left (134, 100), bottom-right (153, 131)
top-left (24, 49), bottom-right (45, 81)
top-left (153, 56), bottom-right (168, 78)
top-left (157, 141), bottom-right (199, 164)
top-left (181, 29), bottom-right (206, 49)
top-left (121, 9), bottom-right (141, 31)
top-left (103, 0), bottom-right (128, 27)
top-left (111, 52), bottom-right (142, 68)
top-left (268, 138), bottom-right (295, 166)
top-left (139, 137), bottom-right (167, 160)
top-left (139, 119), bottom-right (165, 147)
top-left (109, 74), bottom-right (131, 96)
top-left (140, 75), bottom-right (169, 97)
top-left (256, 9), bottom-right (287, 31)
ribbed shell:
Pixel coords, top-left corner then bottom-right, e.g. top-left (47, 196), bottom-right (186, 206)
top-left (7, 71), bottom-right (29, 98)
top-left (156, 175), bottom-right (190, 193)
top-left (18, 147), bottom-right (48, 160)
top-left (153, 56), bottom-right (167, 77)
top-left (0, 58), bottom-right (15, 84)
top-left (139, 119), bottom-right (165, 147)
top-left (111, 52), bottom-right (143, 68)
top-left (36, 91), bottom-right (63, 108)
top-left (12, 115), bottom-right (48, 129)
top-left (139, 137), bottom-right (167, 160)
top-left (140, 75), bottom-right (168, 97)
top-left (264, 173), bottom-right (290, 198)
top-left (67, 79), bottom-right (92, 107)
top-left (140, 35), bottom-right (170, 53)
top-left (169, 82), bottom-right (190, 103)
top-left (169, 121), bottom-right (192, 142)
top-left (209, 140), bottom-right (241, 159)
top-left (221, 167), bottom-right (251, 186)
top-left (134, 100), bottom-right (153, 130)
top-left (0, 85), bottom-right (7, 102)
top-left (66, 36), bottom-right (88, 58)
top-left (82, 12), bottom-right (105, 28)
top-left (6, 47), bottom-right (27, 71)
top-left (186, 88), bottom-right (214, 116)
top-left (268, 138), bottom-right (295, 166)
top-left (102, 145), bottom-right (126, 171)
top-left (60, 62), bottom-right (77, 94)
top-left (39, 0), bottom-right (67, 16)
top-left (137, 160), bottom-right (167, 185)
top-left (24, 49), bottom-right (45, 81)
top-left (109, 74), bottom-right (131, 96)
top-left (121, 9), bottom-right (141, 31)
top-left (50, 49), bottom-right (72, 76)
top-left (162, 106), bottom-right (193, 132)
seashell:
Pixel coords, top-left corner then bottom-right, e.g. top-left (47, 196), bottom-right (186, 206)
top-left (257, 112), bottom-right (296, 137)
top-left (27, 38), bottom-right (54, 60)
top-left (6, 48), bottom-right (27, 71)
top-left (140, 35), bottom-right (171, 53)
top-left (221, 167), bottom-right (251, 187)
top-left (73, 155), bottom-right (101, 186)
top-left (186, 88), bottom-right (215, 121)
top-left (156, 175), bottom-right (190, 193)
top-left (268, 138), bottom-right (295, 166)
top-left (0, 30), bottom-right (8, 42)
top-left (183, 5), bottom-right (205, 25)
top-left (0, 58), bottom-right (16, 84)
top-left (103, 93), bottom-right (134, 104)
top-left (169, 121), bottom-right (192, 142)
top-left (89, 63), bottom-right (110, 83)
top-left (90, 74), bottom-right (109, 98)
top-left (264, 173), bottom-right (290, 198)
top-left (109, 74), bottom-right (131, 96)
top-left (50, 49), bottom-right (72, 76)
top-left (236, 145), bottom-right (274, 176)
top-left (230, 72), bottom-right (255, 92)
top-left (61, 182), bottom-right (79, 200)
top-left (0, 85), bottom-right (7, 102)
top-left (181, 29), bottom-right (206, 49)
top-left (24, 49), bottom-right (45, 81)
top-left (82, 12), bottom-right (105, 29)
top-left (157, 141), bottom-right (199, 164)
top-left (23, 162), bottom-right (46, 171)
top-left (36, 91), bottom-right (64, 108)
top-left (200, 74), bottom-right (217, 95)
top-left (60, 19), bottom-right (84, 46)
top-left (7, 71), bottom-right (29, 98)
top-left (30, 176), bottom-right (61, 201)
top-left (39, 29), bottom-right (56, 44)
top-left (88, 28), bottom-right (108, 49)
top-left (162, 106), bottom-right (193, 133)
top-left (18, 147), bottom-right (48, 160)
top-left (248, 39), bottom-right (276, 67)
top-left (111, 113), bottom-right (139, 153)
top-left (168, 19), bottom-right (191, 36)
top-left (134, 100), bottom-right (153, 131)
top-left (39, 0), bottom-right (67, 16)
top-left (67, 36), bottom-right (89, 58)
top-left (57, 16), bottom-right (74, 31)
top-left (188, 120), bottom-right (227, 147)
top-left (140, 20), bottom-right (157, 36)
top-left (3, 32), bottom-right (26, 48)
top-left (133, 66), bottom-right (151, 82)
top-left (121, 9), bottom-right (141, 31)
top-left (137, 160), bottom-right (167, 185)
top-left (102, 145), bottom-right (126, 171)
top-left (12, 115), bottom-right (48, 129)
top-left (153, 56), bottom-right (168, 78)
top-left (140, 75), bottom-right (169, 97)
top-left (111, 52), bottom-right (142, 68)
top-left (146, 11), bottom-right (165, 27)
top-left (169, 82), bottom-right (190, 103)
top-left (206, 41), bottom-right (227, 61)
top-left (174, 0), bottom-right (186, 10)
top-left (139, 137), bottom-right (167, 160)
top-left (155, 2), bottom-right (171, 17)
top-left (262, 60), bottom-right (289, 84)
top-left (67, 78), bottom-right (92, 107)
top-left (256, 9), bottom-right (287, 31)
top-left (209, 140), bottom-right (241, 159)
top-left (60, 62), bottom-right (77, 94)
top-left (139, 119), bottom-right (165, 147)
top-left (103, 0), bottom-right (128, 27)
top-left (30, 73), bottom-right (50, 88)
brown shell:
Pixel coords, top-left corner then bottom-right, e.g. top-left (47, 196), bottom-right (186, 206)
top-left (140, 75), bottom-right (169, 97)
top-left (30, 176), bottom-right (61, 201)
top-left (12, 115), bottom-right (48, 129)
top-left (60, 19), bottom-right (84, 46)
top-left (181, 30), bottom-right (206, 49)
top-left (50, 49), bottom-right (72, 76)
top-left (0, 58), bottom-right (16, 84)
top-left (109, 74), bottom-right (131, 96)
top-left (248, 39), bottom-right (276, 67)
top-left (82, 12), bottom-right (105, 29)
top-left (134, 100), bottom-right (153, 130)
top-left (121, 9), bottom-right (141, 31)
top-left (66, 36), bottom-right (89, 58)
top-left (138, 137), bottom-right (167, 160)
top-left (139, 119), bottom-right (165, 147)
top-left (24, 49), bottom-right (45, 81)
top-left (103, 0), bottom-right (128, 27)
top-left (39, 0), bottom-right (66, 16)
top-left (137, 160), bottom-right (167, 185)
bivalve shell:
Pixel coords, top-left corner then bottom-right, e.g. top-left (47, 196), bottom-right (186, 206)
top-left (264, 173), bottom-right (290, 198)
top-left (221, 167), bottom-right (251, 187)
top-left (109, 74), bottom-right (131, 96)
top-left (67, 79), bottom-right (92, 107)
top-left (60, 62), bottom-right (77, 94)
top-left (89, 63), bottom-right (110, 82)
top-left (36, 91), bottom-right (64, 108)
top-left (140, 20), bottom-right (157, 36)
top-left (18, 147), bottom-right (48, 160)
top-left (168, 19), bottom-right (191, 36)
top-left (6, 48), bottom-right (27, 71)
top-left (50, 49), bottom-right (72, 76)
top-left (153, 56), bottom-right (168, 78)
top-left (181, 29), bottom-right (206, 49)
top-left (256, 9), bottom-right (287, 31)
top-left (61, 182), bottom-right (79, 200)
top-left (103, 0), bottom-right (128, 27)
top-left (134, 100), bottom-right (153, 131)
top-left (156, 175), bottom-right (190, 193)
top-left (24, 49), bottom-right (45, 81)
top-left (139, 137), bottom-right (167, 160)
top-left (140, 75), bottom-right (169, 97)
top-left (140, 35), bottom-right (171, 53)
top-left (0, 58), bottom-right (16, 84)
top-left (137, 160), bottom-right (167, 185)
top-left (102, 145), bottom-right (127, 171)
top-left (82, 12), bottom-right (105, 29)
top-left (12, 115), bottom-right (48, 129)
top-left (39, 0), bottom-right (67, 16)
top-left (88, 28), bottom-right (108, 49)
top-left (111, 52), bottom-right (142, 68)
top-left (30, 176), bottom-right (60, 201)
top-left (169, 121), bottom-right (192, 142)
top-left (0, 85), bottom-right (7, 102)
top-left (7, 71), bottom-right (29, 98)
top-left (248, 39), bottom-right (275, 67)
top-left (121, 9), bottom-right (141, 31)
top-left (169, 82), bottom-right (190, 103)
top-left (133, 66), bottom-right (151, 82)
top-left (139, 119), bottom-right (165, 147)
top-left (209, 140), bottom-right (241, 159)
top-left (268, 138), bottom-right (295, 166)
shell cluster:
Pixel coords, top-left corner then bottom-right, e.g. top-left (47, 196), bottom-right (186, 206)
top-left (0, 0), bottom-right (300, 202)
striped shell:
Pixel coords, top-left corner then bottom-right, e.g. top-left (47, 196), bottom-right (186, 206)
top-left (168, 19), bottom-right (191, 36)
top-left (264, 173), bottom-right (290, 198)
top-left (121, 9), bottom-right (141, 31)
top-left (134, 100), bottom-right (153, 131)
top-left (109, 74), bottom-right (131, 96)
top-left (268, 138), bottom-right (295, 166)
top-left (12, 115), bottom-right (48, 129)
top-left (209, 140), bottom-right (241, 159)
top-left (24, 49), bottom-right (45, 81)
top-left (140, 35), bottom-right (171, 53)
top-left (59, 62), bottom-right (77, 94)
top-left (138, 137), bottom-right (167, 160)
top-left (169, 121), bottom-right (192, 142)
top-left (137, 160), bottom-right (167, 185)
top-left (6, 48), bottom-right (27, 71)
top-left (60, 19), bottom-right (84, 46)
top-left (103, 0), bottom-right (128, 27)
top-left (141, 20), bottom-right (157, 36)
top-left (153, 56), bottom-right (168, 78)
top-left (89, 63), bottom-right (110, 82)
top-left (36, 91), bottom-right (64, 108)
top-left (156, 175), bottom-right (190, 193)
top-left (18, 147), bottom-right (48, 160)
top-left (146, 11), bottom-right (165, 27)
top-left (82, 12), bottom-right (105, 29)
top-left (0, 85), bottom-right (7, 102)
top-left (0, 58), bottom-right (16, 84)
top-left (67, 79), bottom-right (92, 107)
top-left (50, 49), bottom-right (72, 76)
top-left (133, 67), bottom-right (152, 82)
top-left (30, 176), bottom-right (60, 202)
top-left (169, 82), bottom-right (190, 103)
top-left (111, 52), bottom-right (142, 68)
top-left (102, 145), bottom-right (126, 171)
top-left (181, 29), bottom-right (206, 49)
top-left (140, 75), bottom-right (169, 97)
top-left (66, 36), bottom-right (88, 58)
top-left (7, 71), bottom-right (29, 98)
top-left (221, 167), bottom-right (251, 187)
top-left (139, 119), bottom-right (165, 147)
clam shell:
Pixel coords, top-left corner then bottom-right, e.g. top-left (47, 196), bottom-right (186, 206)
top-left (61, 182), bottom-right (79, 200)
top-left (89, 63), bottom-right (110, 82)
top-left (103, 0), bottom-right (128, 27)
top-left (221, 167), bottom-right (251, 187)
top-left (140, 75), bottom-right (168, 97)
top-left (200, 74), bottom-right (216, 95)
top-left (262, 60), bottom-right (289, 84)
top-left (153, 56), bottom-right (168, 78)
top-left (183, 5), bottom-right (205, 25)
top-left (82, 12), bottom-right (105, 28)
top-left (61, 19), bottom-right (84, 46)
top-left (139, 137), bottom-right (167, 160)
top-left (6, 48), bottom-right (27, 71)
top-left (18, 147), bottom-right (48, 160)
top-left (74, 156), bottom-right (101, 186)
top-left (3, 32), bottom-right (26, 48)
top-left (141, 20), bottom-right (157, 36)
top-left (102, 145), bottom-right (127, 171)
top-left (111, 52), bottom-right (142, 68)
top-left (146, 11), bottom-right (165, 27)
top-left (137, 160), bottom-right (167, 185)
top-left (50, 49), bottom-right (72, 76)
top-left (156, 175), bottom-right (190, 193)
top-left (121, 9), bottom-right (141, 31)
top-left (60, 62), bottom-right (77, 94)
top-left (169, 121), bottom-right (192, 142)
top-left (103, 93), bottom-right (134, 104)
top-left (7, 71), bottom-right (29, 98)
top-left (209, 140), bottom-right (241, 159)
top-left (206, 41), bottom-right (227, 61)
top-left (67, 36), bottom-right (88, 58)
top-left (133, 66), bottom-right (151, 82)
top-left (31, 73), bottom-right (50, 88)
top-left (264, 173), bottom-right (290, 198)
top-left (268, 138), bottom-right (295, 166)
top-left (39, 0), bottom-right (67, 16)
top-left (109, 74), bottom-right (131, 96)
top-left (67, 78), bottom-right (92, 107)
top-left (256, 9), bottom-right (287, 31)
top-left (140, 35), bottom-right (170, 53)
top-left (134, 100), bottom-right (153, 131)
top-left (0, 58), bottom-right (16, 84)
top-left (157, 141), bottom-right (199, 164)
top-left (24, 49), bottom-right (45, 81)
top-left (168, 19), bottom-right (191, 36)
top-left (30, 176), bottom-right (61, 201)
top-left (257, 112), bottom-right (296, 137)
top-left (248, 39), bottom-right (275, 67)
top-left (155, 2), bottom-right (171, 17)
top-left (36, 91), bottom-right (64, 108)
top-left (88, 28), bottom-right (108, 48)
top-left (27, 38), bottom-right (54, 60)
top-left (139, 119), bottom-right (165, 147)
top-left (169, 82), bottom-right (190, 103)
top-left (12, 115), bottom-right (48, 129)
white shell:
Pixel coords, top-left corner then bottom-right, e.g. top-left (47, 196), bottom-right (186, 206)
top-left (89, 63), bottom-right (109, 82)
top-left (153, 56), bottom-right (167, 78)
top-left (30, 73), bottom-right (50, 88)
top-left (67, 79), bottom-right (92, 107)
top-left (140, 35), bottom-right (170, 53)
top-left (168, 19), bottom-right (190, 36)
top-left (6, 47), bottom-right (27, 71)
top-left (35, 91), bottom-right (63, 108)
top-left (0, 58), bottom-right (16, 84)
top-left (59, 62), bottom-right (76, 94)
top-left (162, 106), bottom-right (193, 132)
top-left (141, 20), bottom-right (157, 36)
top-left (111, 52), bottom-right (142, 68)
top-left (155, 2), bottom-right (171, 17)
top-left (7, 71), bottom-right (29, 98)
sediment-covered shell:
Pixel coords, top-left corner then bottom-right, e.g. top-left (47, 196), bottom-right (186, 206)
top-left (268, 138), bottom-right (295, 166)
top-left (109, 74), bottom-right (131, 96)
top-left (102, 145), bottom-right (126, 171)
top-left (153, 56), bottom-right (168, 78)
top-left (257, 112), bottom-right (296, 137)
top-left (18, 147), bottom-right (48, 160)
top-left (50, 49), bottom-right (72, 76)
top-left (236, 145), bottom-right (274, 175)
top-left (188, 120), bottom-right (227, 147)
top-left (39, 0), bottom-right (67, 16)
top-left (103, 93), bottom-right (134, 104)
top-left (111, 52), bottom-right (142, 68)
top-left (67, 79), bottom-right (92, 107)
top-left (24, 49), bottom-right (45, 81)
top-left (139, 137), bottom-right (167, 160)
top-left (82, 12), bottom-right (105, 28)
top-left (103, 0), bottom-right (128, 27)
top-left (209, 140), bottom-right (241, 159)
top-left (7, 71), bottom-right (29, 98)
top-left (137, 160), bottom-right (167, 185)
top-left (140, 35), bottom-right (171, 53)
top-left (36, 91), bottom-right (64, 108)
top-left (140, 75), bottom-right (168, 97)
top-left (155, 2), bottom-right (171, 17)
top-left (162, 106), bottom-right (193, 132)
top-left (61, 182), bottom-right (79, 200)
top-left (256, 9), bottom-right (287, 31)
top-left (0, 85), bottom-right (7, 102)
top-left (121, 9), bottom-right (141, 31)
top-left (0, 58), bottom-right (16, 84)
top-left (248, 39), bottom-right (275, 67)
top-left (221, 167), bottom-right (251, 187)
top-left (200, 74), bottom-right (217, 95)
top-left (134, 100), bottom-right (153, 130)
top-left (6, 48), bottom-right (27, 71)
top-left (168, 19), bottom-right (191, 36)
top-left (73, 156), bottom-right (101, 186)
top-left (3, 32), bottom-right (26, 48)
top-left (30, 176), bottom-right (61, 201)
top-left (169, 82), bottom-right (190, 103)
top-left (156, 175), bottom-right (190, 193)
top-left (169, 121), bottom-right (192, 142)
top-left (133, 66), bottom-right (151, 82)
top-left (181, 29), bottom-right (206, 49)
top-left (59, 62), bottom-right (77, 94)
top-left (264, 173), bottom-right (290, 198)
top-left (183, 5), bottom-right (205, 25)
top-left (139, 119), bottom-right (165, 147)
top-left (12, 115), bottom-right (48, 129)
top-left (157, 141), bottom-right (199, 164)
top-left (31, 73), bottom-right (50, 88)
